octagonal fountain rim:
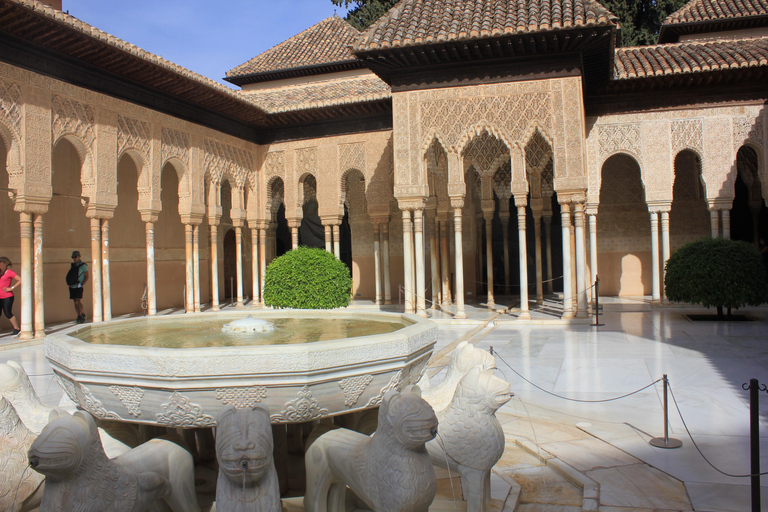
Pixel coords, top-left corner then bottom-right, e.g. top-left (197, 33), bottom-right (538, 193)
top-left (44, 310), bottom-right (438, 378)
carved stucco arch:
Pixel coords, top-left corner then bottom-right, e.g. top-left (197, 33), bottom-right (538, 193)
top-left (455, 124), bottom-right (514, 202)
top-left (161, 156), bottom-right (193, 216)
top-left (118, 147), bottom-right (154, 211)
top-left (598, 152), bottom-right (649, 206)
top-left (266, 175), bottom-right (285, 220)
top-left (53, 132), bottom-right (95, 202)
top-left (0, 117), bottom-right (22, 190)
top-left (420, 129), bottom-right (450, 159)
top-left (671, 148), bottom-right (708, 201)
top-left (735, 143), bottom-right (765, 204)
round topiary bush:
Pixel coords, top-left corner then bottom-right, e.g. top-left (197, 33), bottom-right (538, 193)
top-left (263, 246), bottom-right (352, 309)
top-left (665, 237), bottom-right (768, 317)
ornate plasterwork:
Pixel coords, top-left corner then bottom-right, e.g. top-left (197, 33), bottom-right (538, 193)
top-left (597, 123), bottom-right (641, 161)
top-left (263, 151), bottom-right (285, 179)
top-left (296, 147), bottom-right (317, 178)
top-left (733, 116), bottom-right (764, 150)
top-left (215, 387), bottom-right (268, 408)
top-left (339, 374), bottom-right (374, 407)
top-left (671, 119), bottom-right (703, 154)
top-left (161, 127), bottom-right (190, 167)
top-left (52, 95), bottom-right (96, 149)
top-left (117, 115), bottom-right (151, 163)
top-left (525, 131), bottom-right (553, 173)
top-left (204, 139), bottom-right (254, 187)
top-left (156, 391), bottom-right (215, 427)
top-left (0, 78), bottom-right (21, 137)
top-left (109, 385), bottom-right (144, 417)
top-left (271, 386), bottom-right (329, 423)
top-left (462, 132), bottom-right (509, 174)
top-left (339, 142), bottom-right (366, 175)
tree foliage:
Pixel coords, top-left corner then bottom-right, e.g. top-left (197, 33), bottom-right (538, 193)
top-left (665, 238), bottom-right (768, 317)
top-left (331, 0), bottom-right (688, 45)
top-left (263, 247), bottom-right (352, 309)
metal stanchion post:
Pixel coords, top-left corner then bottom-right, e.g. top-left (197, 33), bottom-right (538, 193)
top-left (743, 378), bottom-right (766, 512)
top-left (591, 275), bottom-right (604, 327)
top-left (650, 374), bottom-right (682, 449)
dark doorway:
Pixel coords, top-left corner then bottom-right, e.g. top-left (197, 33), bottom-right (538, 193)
top-left (223, 229), bottom-right (236, 304)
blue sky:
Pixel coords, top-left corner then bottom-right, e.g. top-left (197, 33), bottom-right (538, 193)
top-left (67, 1), bottom-right (352, 88)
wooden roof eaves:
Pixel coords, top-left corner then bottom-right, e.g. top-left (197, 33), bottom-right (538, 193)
top-left (224, 59), bottom-right (366, 86)
top-left (659, 15), bottom-right (768, 42)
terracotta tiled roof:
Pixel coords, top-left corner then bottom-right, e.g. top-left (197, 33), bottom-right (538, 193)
top-left (664, 0), bottom-right (768, 25)
top-left (244, 75), bottom-right (390, 114)
top-left (355, 0), bottom-right (618, 51)
top-left (613, 37), bottom-right (768, 79)
top-left (226, 16), bottom-right (360, 79)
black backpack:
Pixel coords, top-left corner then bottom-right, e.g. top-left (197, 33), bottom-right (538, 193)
top-left (66, 262), bottom-right (82, 286)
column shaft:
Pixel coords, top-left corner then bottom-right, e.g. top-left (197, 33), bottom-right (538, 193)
top-left (722, 210), bottom-right (731, 239)
top-left (544, 217), bottom-right (553, 294)
top-left (33, 214), bottom-right (45, 337)
top-left (414, 210), bottom-right (427, 316)
top-left (517, 206), bottom-right (531, 319)
top-left (19, 213), bottom-right (33, 339)
top-left (561, 205), bottom-right (574, 318)
top-left (650, 212), bottom-right (661, 303)
top-left (251, 228), bottom-right (260, 304)
top-left (401, 210), bottom-right (414, 314)
top-left (184, 224), bottom-right (194, 313)
top-left (429, 216), bottom-right (439, 308)
top-left (485, 215), bottom-right (495, 306)
top-left (259, 229), bottom-right (267, 303)
top-left (440, 221), bottom-right (452, 305)
top-left (588, 214), bottom-right (598, 289)
top-left (333, 225), bottom-right (341, 259)
top-left (210, 225), bottom-right (220, 311)
top-left (193, 224), bottom-right (201, 313)
top-left (145, 222), bottom-right (157, 315)
top-left (291, 227), bottom-right (299, 250)
top-left (710, 210), bottom-right (720, 238)
top-left (90, 217), bottom-right (103, 322)
top-left (101, 219), bottom-right (112, 321)
top-left (453, 208), bottom-right (467, 319)
top-left (574, 204), bottom-right (588, 317)
top-left (533, 215), bottom-right (543, 304)
top-left (382, 222), bottom-right (392, 305)
top-left (235, 227), bottom-right (244, 307)
top-left (501, 216), bottom-right (510, 295)
top-left (661, 211), bottom-right (670, 300)
top-left (373, 223), bottom-right (382, 306)
top-left (569, 220), bottom-right (577, 306)
top-left (324, 224), bottom-right (332, 253)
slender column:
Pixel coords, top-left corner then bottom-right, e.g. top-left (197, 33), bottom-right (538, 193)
top-left (235, 227), bottom-right (244, 307)
top-left (517, 205), bottom-right (531, 319)
top-left (33, 214), bottom-right (45, 337)
top-left (588, 214), bottom-right (598, 291)
top-left (484, 213), bottom-right (495, 306)
top-left (722, 209), bottom-right (731, 239)
top-left (291, 226), bottom-right (299, 250)
top-left (209, 224), bottom-right (220, 311)
top-left (500, 214), bottom-right (511, 295)
top-left (184, 224), bottom-right (194, 313)
top-left (544, 215), bottom-right (553, 295)
top-left (560, 204), bottom-right (574, 318)
top-left (333, 224), bottom-right (341, 260)
top-left (324, 224), bottom-right (332, 253)
top-left (18, 213), bottom-right (33, 339)
top-left (710, 209), bottom-right (720, 238)
top-left (452, 203), bottom-right (467, 319)
top-left (650, 211), bottom-right (661, 303)
top-left (429, 215), bottom-right (439, 308)
top-left (145, 222), bottom-right (157, 315)
top-left (569, 219), bottom-right (577, 306)
top-left (251, 228), bottom-right (260, 305)
top-left (661, 211), bottom-right (671, 301)
top-left (90, 218), bottom-right (103, 322)
top-left (574, 203), bottom-right (588, 317)
top-left (259, 228), bottom-right (267, 302)
top-left (373, 223), bottom-right (382, 305)
top-left (101, 219), bottom-right (112, 321)
top-left (440, 220), bottom-right (452, 305)
top-left (401, 210), bottom-right (414, 314)
top-left (382, 222), bottom-right (392, 305)
top-left (414, 209), bottom-right (427, 316)
top-left (533, 213), bottom-right (544, 304)
top-left (192, 224), bottom-right (201, 313)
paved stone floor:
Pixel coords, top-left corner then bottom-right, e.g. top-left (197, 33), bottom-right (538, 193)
top-left (2, 297), bottom-right (768, 511)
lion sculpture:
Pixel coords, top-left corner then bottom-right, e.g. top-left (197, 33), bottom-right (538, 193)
top-left (419, 341), bottom-right (495, 413)
top-left (305, 386), bottom-right (438, 512)
top-left (0, 397), bottom-right (44, 512)
top-left (28, 410), bottom-right (201, 512)
top-left (214, 405), bottom-right (280, 512)
top-left (426, 367), bottom-right (513, 512)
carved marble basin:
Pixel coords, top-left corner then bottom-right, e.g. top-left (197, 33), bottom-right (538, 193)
top-left (45, 311), bottom-right (437, 428)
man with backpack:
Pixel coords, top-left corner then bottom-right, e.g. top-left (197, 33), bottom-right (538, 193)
top-left (67, 251), bottom-right (89, 324)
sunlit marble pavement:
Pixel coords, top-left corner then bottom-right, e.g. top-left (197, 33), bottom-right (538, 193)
top-left (3, 298), bottom-right (768, 511)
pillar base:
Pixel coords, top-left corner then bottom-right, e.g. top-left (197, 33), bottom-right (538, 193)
top-left (454, 311), bottom-right (468, 320)
top-left (575, 310), bottom-right (589, 319)
top-left (561, 311), bottom-right (575, 320)
top-left (212, 305), bottom-right (220, 312)
top-left (417, 310), bottom-right (429, 318)
top-left (34, 329), bottom-right (46, 339)
top-left (18, 331), bottom-right (33, 340)
top-left (518, 311), bottom-right (532, 320)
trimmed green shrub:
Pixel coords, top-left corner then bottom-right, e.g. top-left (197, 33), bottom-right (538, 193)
top-left (263, 247), bottom-right (352, 309)
top-left (665, 238), bottom-right (768, 317)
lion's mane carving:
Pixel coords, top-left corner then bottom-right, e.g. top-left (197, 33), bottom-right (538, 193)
top-left (28, 410), bottom-right (200, 512)
top-left (215, 405), bottom-right (280, 512)
top-left (427, 367), bottom-right (513, 512)
top-left (305, 386), bottom-right (438, 512)
top-left (420, 341), bottom-right (495, 412)
top-left (0, 397), bottom-right (43, 512)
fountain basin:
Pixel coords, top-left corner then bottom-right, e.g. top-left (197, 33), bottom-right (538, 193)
top-left (45, 311), bottom-right (436, 427)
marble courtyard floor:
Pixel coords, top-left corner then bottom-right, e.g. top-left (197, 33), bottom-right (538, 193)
top-left (2, 297), bottom-right (768, 512)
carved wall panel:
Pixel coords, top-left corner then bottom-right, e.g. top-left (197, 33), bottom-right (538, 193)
top-left (160, 127), bottom-right (190, 168)
top-left (671, 119), bottom-right (703, 154)
top-left (117, 115), bottom-right (151, 166)
top-left (339, 142), bottom-right (366, 176)
top-left (204, 139), bottom-right (254, 188)
top-left (51, 95), bottom-right (96, 149)
top-left (0, 78), bottom-right (21, 138)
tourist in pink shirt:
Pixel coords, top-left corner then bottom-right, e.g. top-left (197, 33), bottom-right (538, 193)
top-left (0, 256), bottom-right (21, 336)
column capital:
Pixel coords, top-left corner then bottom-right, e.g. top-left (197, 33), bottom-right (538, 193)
top-left (557, 190), bottom-right (587, 205)
top-left (320, 215), bottom-right (342, 226)
top-left (12, 196), bottom-right (50, 215)
top-left (707, 198), bottom-right (733, 211)
top-left (180, 213), bottom-right (205, 226)
top-left (450, 197), bottom-right (465, 210)
top-left (480, 199), bottom-right (496, 214)
top-left (397, 197), bottom-right (426, 211)
top-left (647, 200), bottom-right (672, 213)
top-left (86, 205), bottom-right (115, 220)
top-left (140, 210), bottom-right (160, 223)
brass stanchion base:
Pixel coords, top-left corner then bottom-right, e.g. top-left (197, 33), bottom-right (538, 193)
top-left (650, 437), bottom-right (683, 449)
